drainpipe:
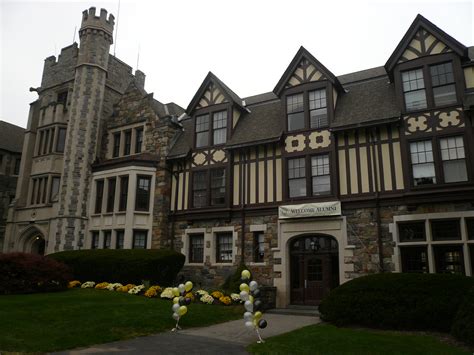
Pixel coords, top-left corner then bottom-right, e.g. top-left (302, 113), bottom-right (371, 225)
top-left (370, 128), bottom-right (385, 273)
top-left (240, 149), bottom-right (246, 266)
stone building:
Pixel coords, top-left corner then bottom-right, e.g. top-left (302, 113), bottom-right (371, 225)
top-left (4, 7), bottom-right (183, 255)
top-left (0, 121), bottom-right (24, 251)
top-left (4, 8), bottom-right (474, 308)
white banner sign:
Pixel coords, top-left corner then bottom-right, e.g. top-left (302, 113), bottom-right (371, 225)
top-left (278, 201), bottom-right (341, 219)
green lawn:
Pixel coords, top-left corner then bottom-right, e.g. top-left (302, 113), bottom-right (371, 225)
top-left (0, 288), bottom-right (242, 352)
top-left (247, 324), bottom-right (471, 355)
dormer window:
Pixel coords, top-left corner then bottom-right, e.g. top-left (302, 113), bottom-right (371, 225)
top-left (287, 88), bottom-right (328, 132)
top-left (195, 110), bottom-right (228, 148)
top-left (402, 69), bottom-right (427, 111)
top-left (401, 61), bottom-right (458, 112)
top-left (196, 114), bottom-right (209, 148)
top-left (430, 62), bottom-right (456, 106)
top-left (309, 89), bottom-right (328, 129)
top-left (287, 94), bottom-right (305, 131)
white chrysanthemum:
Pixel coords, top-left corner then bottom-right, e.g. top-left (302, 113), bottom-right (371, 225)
top-left (81, 281), bottom-right (95, 289)
top-left (106, 283), bottom-right (123, 291)
top-left (160, 287), bottom-right (174, 299)
top-left (196, 289), bottom-right (209, 296)
top-left (230, 293), bottom-right (241, 302)
top-left (200, 294), bottom-right (214, 304)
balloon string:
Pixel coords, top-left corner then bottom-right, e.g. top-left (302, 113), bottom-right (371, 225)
top-left (255, 327), bottom-right (265, 343)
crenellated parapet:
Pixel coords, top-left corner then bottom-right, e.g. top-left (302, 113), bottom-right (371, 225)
top-left (79, 7), bottom-right (114, 44)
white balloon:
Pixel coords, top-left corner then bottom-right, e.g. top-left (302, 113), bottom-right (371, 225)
top-left (245, 320), bottom-right (254, 329)
top-left (240, 290), bottom-right (249, 301)
top-left (172, 303), bottom-right (180, 312)
top-left (244, 300), bottom-right (253, 312)
top-left (178, 284), bottom-right (186, 293)
top-left (249, 280), bottom-right (258, 292)
top-left (243, 311), bottom-right (254, 322)
top-left (172, 312), bottom-right (180, 320)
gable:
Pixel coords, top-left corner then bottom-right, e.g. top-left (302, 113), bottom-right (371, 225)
top-left (385, 14), bottom-right (467, 77)
top-left (285, 57), bottom-right (327, 89)
top-left (398, 28), bottom-right (452, 63)
top-left (196, 82), bottom-right (228, 109)
top-left (274, 46), bottom-right (342, 96)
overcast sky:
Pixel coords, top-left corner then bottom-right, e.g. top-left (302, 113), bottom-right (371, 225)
top-left (1, 0), bottom-right (472, 128)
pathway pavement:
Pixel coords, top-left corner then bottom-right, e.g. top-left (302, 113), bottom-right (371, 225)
top-left (53, 313), bottom-right (320, 355)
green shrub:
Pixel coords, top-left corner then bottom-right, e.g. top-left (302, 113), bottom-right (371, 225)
top-left (0, 252), bottom-right (71, 294)
top-left (48, 249), bottom-right (185, 285)
top-left (221, 264), bottom-right (249, 293)
top-left (319, 273), bottom-right (474, 332)
top-left (451, 287), bottom-right (474, 345)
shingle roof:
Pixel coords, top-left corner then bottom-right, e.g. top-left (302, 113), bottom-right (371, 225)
top-left (333, 76), bottom-right (400, 128)
top-left (167, 119), bottom-right (193, 158)
top-left (337, 66), bottom-right (387, 85)
top-left (152, 99), bottom-right (185, 118)
top-left (0, 121), bottom-right (25, 153)
top-left (243, 92), bottom-right (278, 106)
top-left (227, 101), bottom-right (284, 147)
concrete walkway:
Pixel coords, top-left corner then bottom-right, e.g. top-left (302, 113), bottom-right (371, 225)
top-left (53, 314), bottom-right (320, 355)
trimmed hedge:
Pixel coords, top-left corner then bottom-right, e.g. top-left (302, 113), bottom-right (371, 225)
top-left (48, 249), bottom-right (185, 285)
top-left (451, 287), bottom-right (474, 345)
top-left (319, 273), bottom-right (474, 332)
top-left (0, 252), bottom-right (71, 294)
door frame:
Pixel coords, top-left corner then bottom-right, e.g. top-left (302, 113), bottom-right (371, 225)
top-left (289, 234), bottom-right (339, 305)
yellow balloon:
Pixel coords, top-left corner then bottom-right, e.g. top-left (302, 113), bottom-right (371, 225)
top-left (185, 281), bottom-right (193, 292)
top-left (249, 295), bottom-right (254, 303)
top-left (239, 283), bottom-right (250, 292)
top-left (254, 311), bottom-right (263, 321)
top-left (173, 297), bottom-right (180, 304)
top-left (178, 305), bottom-right (188, 316)
top-left (172, 287), bottom-right (180, 297)
top-left (253, 318), bottom-right (258, 326)
top-left (241, 270), bottom-right (251, 280)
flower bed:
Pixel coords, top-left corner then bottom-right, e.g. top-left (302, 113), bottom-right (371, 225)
top-left (67, 280), bottom-right (242, 306)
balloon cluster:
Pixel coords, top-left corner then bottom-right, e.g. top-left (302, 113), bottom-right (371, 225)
top-left (240, 269), bottom-right (267, 343)
top-left (171, 281), bottom-right (193, 331)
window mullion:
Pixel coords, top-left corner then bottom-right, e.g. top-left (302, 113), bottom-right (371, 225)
top-left (423, 65), bottom-right (435, 108)
top-left (432, 137), bottom-right (444, 184)
top-left (306, 155), bottom-right (311, 196)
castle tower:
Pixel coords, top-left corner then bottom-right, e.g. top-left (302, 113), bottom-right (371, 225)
top-left (56, 7), bottom-right (115, 250)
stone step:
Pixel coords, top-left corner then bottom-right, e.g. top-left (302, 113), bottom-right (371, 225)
top-left (266, 307), bottom-right (320, 317)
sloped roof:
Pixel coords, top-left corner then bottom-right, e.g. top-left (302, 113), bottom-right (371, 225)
top-left (167, 118), bottom-right (193, 158)
top-left (152, 99), bottom-right (185, 118)
top-left (0, 120), bottom-right (25, 153)
top-left (227, 101), bottom-right (284, 148)
top-left (333, 76), bottom-right (400, 128)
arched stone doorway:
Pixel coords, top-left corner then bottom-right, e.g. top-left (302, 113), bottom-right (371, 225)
top-left (30, 235), bottom-right (46, 255)
top-left (19, 227), bottom-right (47, 255)
top-left (289, 234), bottom-right (339, 305)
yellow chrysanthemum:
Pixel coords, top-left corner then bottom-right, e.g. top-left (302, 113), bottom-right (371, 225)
top-left (68, 280), bottom-right (81, 288)
top-left (211, 291), bottom-right (224, 299)
top-left (95, 282), bottom-right (109, 289)
top-left (219, 296), bottom-right (232, 305)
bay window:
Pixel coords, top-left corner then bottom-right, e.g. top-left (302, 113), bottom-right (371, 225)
top-left (135, 175), bottom-right (151, 211)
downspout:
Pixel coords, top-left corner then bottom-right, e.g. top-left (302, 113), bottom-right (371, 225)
top-left (240, 149), bottom-right (246, 266)
top-left (370, 128), bottom-right (385, 272)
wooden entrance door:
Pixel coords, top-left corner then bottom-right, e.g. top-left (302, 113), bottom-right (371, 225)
top-left (290, 235), bottom-right (338, 305)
